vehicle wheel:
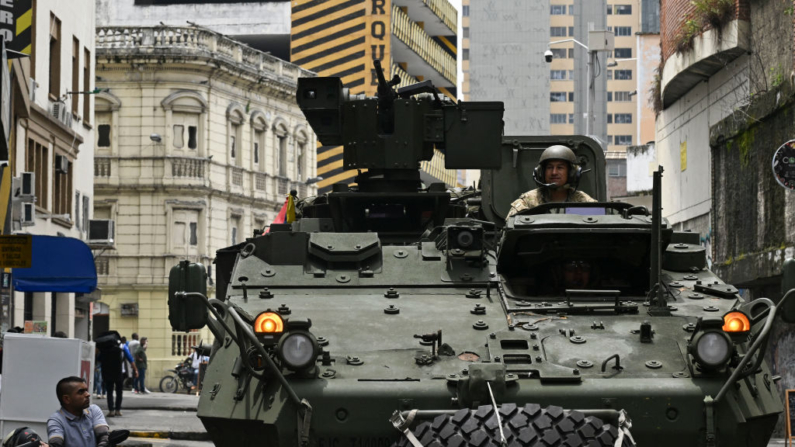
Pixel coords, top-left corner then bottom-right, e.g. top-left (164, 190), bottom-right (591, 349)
top-left (392, 404), bottom-right (634, 447)
top-left (159, 376), bottom-right (178, 393)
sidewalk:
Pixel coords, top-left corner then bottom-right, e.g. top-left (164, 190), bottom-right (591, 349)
top-left (93, 391), bottom-right (208, 442)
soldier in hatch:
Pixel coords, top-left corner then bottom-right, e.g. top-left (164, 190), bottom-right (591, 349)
top-left (506, 145), bottom-right (596, 218)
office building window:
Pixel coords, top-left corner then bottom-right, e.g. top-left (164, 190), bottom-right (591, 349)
top-left (463, 49), bottom-right (469, 60)
top-left (550, 92), bottom-right (567, 102)
top-left (550, 27), bottom-right (566, 37)
top-left (614, 91), bottom-right (633, 102)
top-left (568, 4), bottom-right (574, 14)
top-left (614, 48), bottom-right (632, 58)
top-left (568, 92), bottom-right (574, 102)
top-left (615, 113), bottom-right (632, 124)
top-left (568, 113), bottom-right (574, 124)
top-left (71, 38), bottom-right (79, 114)
top-left (551, 48), bottom-right (567, 59)
top-left (550, 70), bottom-right (567, 80)
top-left (607, 5), bottom-right (612, 14)
top-left (615, 5), bottom-right (632, 15)
top-left (550, 114), bottom-right (567, 124)
top-left (568, 70), bottom-right (574, 79)
top-left (609, 162), bottom-right (627, 176)
top-left (614, 135), bottom-right (633, 145)
top-left (49, 14), bottom-right (62, 99)
top-left (607, 92), bottom-right (613, 101)
top-left (568, 48), bottom-right (574, 58)
top-left (614, 26), bottom-right (632, 36)
top-left (568, 26), bottom-right (574, 36)
top-left (615, 70), bottom-right (632, 80)
top-left (607, 114), bottom-right (613, 124)
top-left (607, 135), bottom-right (614, 144)
top-left (463, 27), bottom-right (469, 38)
top-left (551, 5), bottom-right (566, 15)
top-left (462, 5), bottom-right (469, 16)
top-left (607, 70), bottom-right (612, 80)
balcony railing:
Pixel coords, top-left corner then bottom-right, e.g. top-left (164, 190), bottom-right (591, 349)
top-left (423, 0), bottom-right (457, 33)
top-left (95, 158), bottom-right (111, 177)
top-left (391, 5), bottom-right (456, 85)
top-left (392, 62), bottom-right (419, 89)
top-left (171, 157), bottom-right (205, 178)
top-left (171, 331), bottom-right (201, 357)
top-left (95, 26), bottom-right (313, 85)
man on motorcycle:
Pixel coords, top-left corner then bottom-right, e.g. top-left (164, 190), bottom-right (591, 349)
top-left (47, 376), bottom-right (109, 447)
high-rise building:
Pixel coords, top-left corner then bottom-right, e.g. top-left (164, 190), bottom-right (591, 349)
top-left (463, 0), bottom-right (643, 199)
top-left (290, 0), bottom-right (459, 191)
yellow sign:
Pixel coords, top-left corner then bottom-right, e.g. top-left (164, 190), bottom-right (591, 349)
top-left (680, 141), bottom-right (687, 171)
top-left (0, 235), bottom-right (31, 268)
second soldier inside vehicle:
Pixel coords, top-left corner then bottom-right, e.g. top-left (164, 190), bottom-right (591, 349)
top-left (507, 145), bottom-right (595, 218)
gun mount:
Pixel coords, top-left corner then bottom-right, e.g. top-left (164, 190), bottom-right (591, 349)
top-left (295, 61), bottom-right (503, 241)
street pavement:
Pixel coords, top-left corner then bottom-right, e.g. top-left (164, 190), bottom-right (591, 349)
top-left (92, 390), bottom-right (209, 446)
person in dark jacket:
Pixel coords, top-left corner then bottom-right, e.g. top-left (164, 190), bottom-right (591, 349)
top-left (97, 334), bottom-right (137, 417)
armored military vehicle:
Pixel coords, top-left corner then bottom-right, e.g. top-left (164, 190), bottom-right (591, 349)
top-left (168, 63), bottom-right (794, 447)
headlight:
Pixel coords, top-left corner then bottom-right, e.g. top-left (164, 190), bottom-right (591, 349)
top-left (277, 331), bottom-right (319, 371)
top-left (456, 230), bottom-right (474, 248)
top-left (688, 318), bottom-right (733, 371)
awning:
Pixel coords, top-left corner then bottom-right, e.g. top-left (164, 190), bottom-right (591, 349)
top-left (12, 235), bottom-right (97, 293)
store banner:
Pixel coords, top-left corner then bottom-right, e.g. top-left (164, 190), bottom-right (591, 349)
top-left (0, 0), bottom-right (32, 57)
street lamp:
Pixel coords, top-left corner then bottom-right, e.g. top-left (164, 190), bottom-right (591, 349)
top-left (547, 31), bottom-right (614, 139)
top-left (607, 58), bottom-right (637, 68)
top-left (305, 176), bottom-right (323, 185)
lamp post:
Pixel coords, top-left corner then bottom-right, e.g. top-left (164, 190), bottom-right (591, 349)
top-left (547, 31), bottom-right (614, 145)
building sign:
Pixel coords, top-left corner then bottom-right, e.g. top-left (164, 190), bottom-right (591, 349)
top-left (772, 140), bottom-right (795, 190)
top-left (120, 303), bottom-right (139, 316)
top-left (365, 0), bottom-right (391, 97)
top-left (0, 0), bottom-right (33, 56)
top-left (0, 234), bottom-right (31, 268)
top-left (23, 319), bottom-right (46, 334)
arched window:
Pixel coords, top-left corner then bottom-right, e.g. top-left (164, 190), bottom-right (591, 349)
top-left (161, 91), bottom-right (207, 157)
top-left (272, 117), bottom-right (290, 178)
top-left (294, 125), bottom-right (309, 181)
top-left (250, 111), bottom-right (269, 172)
top-left (94, 91), bottom-right (122, 155)
top-left (227, 103), bottom-right (246, 166)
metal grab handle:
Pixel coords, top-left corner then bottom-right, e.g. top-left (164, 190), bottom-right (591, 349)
top-left (714, 289), bottom-right (795, 403)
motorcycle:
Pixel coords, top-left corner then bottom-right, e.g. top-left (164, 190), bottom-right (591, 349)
top-left (159, 358), bottom-right (194, 394)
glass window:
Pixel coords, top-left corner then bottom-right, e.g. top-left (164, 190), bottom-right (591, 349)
top-left (254, 142), bottom-right (259, 164)
top-left (188, 126), bottom-right (197, 149)
top-left (230, 135), bottom-right (236, 158)
top-left (615, 113), bottom-right (633, 123)
top-left (462, 5), bottom-right (469, 16)
top-left (568, 113), bottom-right (574, 124)
top-left (609, 163), bottom-right (620, 176)
top-left (568, 48), bottom-right (574, 58)
top-left (550, 92), bottom-right (567, 102)
top-left (614, 26), bottom-right (632, 36)
top-left (606, 5), bottom-right (612, 14)
top-left (189, 222), bottom-right (198, 246)
top-left (568, 4), bottom-right (574, 15)
top-left (615, 135), bottom-right (633, 145)
top-left (608, 135), bottom-right (614, 144)
top-left (568, 92), bottom-right (574, 102)
top-left (607, 92), bottom-right (613, 102)
top-left (568, 26), bottom-right (574, 36)
top-left (615, 5), bottom-right (632, 15)
top-left (614, 48), bottom-right (632, 58)
top-left (550, 70), bottom-right (567, 80)
top-left (550, 113), bottom-right (567, 124)
top-left (568, 70), bottom-right (574, 79)
top-left (551, 48), bottom-right (567, 59)
top-left (607, 114), bottom-right (613, 124)
top-left (173, 125), bottom-right (184, 148)
top-left (614, 91), bottom-right (632, 102)
top-left (615, 70), bottom-right (632, 80)
top-left (550, 27), bottom-right (566, 37)
top-left (607, 70), bottom-right (612, 80)
top-left (97, 125), bottom-right (111, 148)
top-left (463, 27), bottom-right (469, 38)
top-left (463, 49), bottom-right (470, 60)
top-left (550, 5), bottom-right (566, 15)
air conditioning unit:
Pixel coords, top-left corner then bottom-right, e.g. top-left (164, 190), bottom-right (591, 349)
top-left (12, 172), bottom-right (35, 202)
top-left (21, 203), bottom-right (35, 226)
top-left (55, 155), bottom-right (69, 175)
top-left (49, 101), bottom-right (62, 120)
top-left (88, 219), bottom-right (114, 247)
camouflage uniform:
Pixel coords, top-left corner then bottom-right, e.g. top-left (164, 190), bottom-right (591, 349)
top-left (507, 188), bottom-right (596, 218)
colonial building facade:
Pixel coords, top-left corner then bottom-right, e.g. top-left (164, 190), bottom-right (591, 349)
top-left (93, 25), bottom-right (316, 385)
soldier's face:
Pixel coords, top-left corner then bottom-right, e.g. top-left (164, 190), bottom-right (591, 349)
top-left (545, 161), bottom-right (569, 186)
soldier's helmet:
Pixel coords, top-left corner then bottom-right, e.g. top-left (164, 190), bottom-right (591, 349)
top-left (532, 145), bottom-right (582, 189)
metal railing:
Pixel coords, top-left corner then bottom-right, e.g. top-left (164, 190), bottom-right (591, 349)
top-left (392, 62), bottom-right (419, 89)
top-left (171, 157), bottom-right (205, 178)
top-left (95, 26), bottom-right (313, 83)
top-left (95, 258), bottom-right (110, 275)
top-left (256, 173), bottom-right (269, 191)
top-left (94, 158), bottom-right (111, 177)
top-left (422, 0), bottom-right (457, 33)
top-left (391, 5), bottom-right (456, 85)
top-left (231, 167), bottom-right (244, 186)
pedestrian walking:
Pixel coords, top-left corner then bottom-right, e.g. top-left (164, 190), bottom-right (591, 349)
top-left (133, 337), bottom-right (149, 394)
top-left (96, 331), bottom-right (137, 418)
top-left (93, 358), bottom-right (105, 399)
top-left (128, 334), bottom-right (140, 393)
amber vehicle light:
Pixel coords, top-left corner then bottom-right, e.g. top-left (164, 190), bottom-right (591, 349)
top-left (254, 312), bottom-right (284, 334)
top-left (722, 311), bottom-right (751, 333)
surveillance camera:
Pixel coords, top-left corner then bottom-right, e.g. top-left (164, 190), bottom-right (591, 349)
top-left (544, 49), bottom-right (554, 63)
top-left (150, 134), bottom-right (162, 143)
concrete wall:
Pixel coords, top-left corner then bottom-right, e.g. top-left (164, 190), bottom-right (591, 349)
top-left (636, 34), bottom-right (660, 146)
top-left (95, 0), bottom-right (291, 36)
top-left (654, 54), bottom-right (749, 228)
top-left (467, 0), bottom-right (549, 135)
top-left (626, 143), bottom-right (655, 193)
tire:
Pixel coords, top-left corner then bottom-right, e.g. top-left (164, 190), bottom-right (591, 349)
top-left (392, 404), bottom-right (634, 447)
top-left (159, 376), bottom-right (178, 393)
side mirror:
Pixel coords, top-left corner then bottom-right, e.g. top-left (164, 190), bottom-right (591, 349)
top-left (168, 260), bottom-right (209, 331)
top-left (781, 257), bottom-right (795, 323)
top-left (108, 429), bottom-right (130, 446)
